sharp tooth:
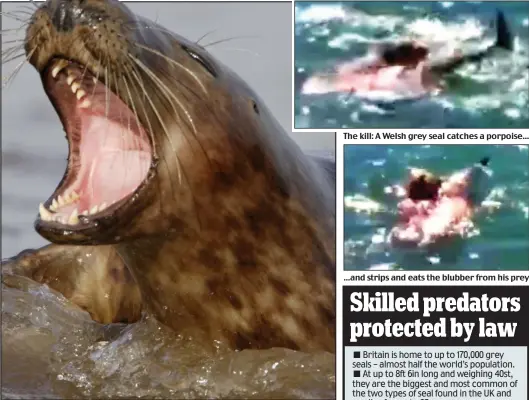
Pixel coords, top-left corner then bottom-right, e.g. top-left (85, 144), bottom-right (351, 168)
top-left (50, 198), bottom-right (59, 211)
top-left (92, 77), bottom-right (98, 84)
top-left (71, 81), bottom-right (81, 93)
top-left (66, 75), bottom-right (75, 86)
top-left (76, 89), bottom-right (86, 100)
top-left (39, 203), bottom-right (53, 221)
top-left (68, 209), bottom-right (79, 225)
top-left (51, 60), bottom-right (69, 78)
top-left (79, 99), bottom-right (92, 109)
top-left (99, 202), bottom-right (108, 211)
top-left (90, 205), bottom-right (99, 215)
top-left (57, 194), bottom-right (65, 206)
top-left (71, 191), bottom-right (80, 201)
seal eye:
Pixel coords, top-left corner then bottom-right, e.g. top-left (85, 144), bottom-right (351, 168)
top-left (250, 99), bottom-right (260, 115)
top-left (181, 45), bottom-right (217, 78)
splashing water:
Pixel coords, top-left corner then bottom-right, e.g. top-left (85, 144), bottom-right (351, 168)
top-left (2, 274), bottom-right (335, 399)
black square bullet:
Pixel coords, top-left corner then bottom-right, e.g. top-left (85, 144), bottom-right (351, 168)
top-left (354, 370), bottom-right (361, 378)
top-left (354, 351), bottom-right (361, 358)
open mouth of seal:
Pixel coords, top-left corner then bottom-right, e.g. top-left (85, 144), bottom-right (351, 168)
top-left (37, 58), bottom-right (153, 229)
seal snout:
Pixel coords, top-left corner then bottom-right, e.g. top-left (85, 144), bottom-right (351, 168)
top-left (49, 0), bottom-right (77, 32)
top-left (46, 0), bottom-right (110, 32)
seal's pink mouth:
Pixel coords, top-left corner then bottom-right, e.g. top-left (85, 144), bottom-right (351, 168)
top-left (38, 58), bottom-right (152, 226)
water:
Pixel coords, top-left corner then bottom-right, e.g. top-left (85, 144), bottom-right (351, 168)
top-left (343, 144), bottom-right (529, 270)
top-left (294, 1), bottom-right (529, 129)
top-left (1, 2), bottom-right (335, 399)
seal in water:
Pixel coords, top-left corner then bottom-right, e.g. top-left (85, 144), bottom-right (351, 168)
top-left (2, 0), bottom-right (336, 352)
top-left (389, 158), bottom-right (493, 248)
top-left (297, 10), bottom-right (514, 96)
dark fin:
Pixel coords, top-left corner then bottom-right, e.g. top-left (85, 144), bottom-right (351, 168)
top-left (495, 10), bottom-right (513, 51)
top-left (479, 156), bottom-right (490, 166)
top-left (2, 244), bottom-right (142, 324)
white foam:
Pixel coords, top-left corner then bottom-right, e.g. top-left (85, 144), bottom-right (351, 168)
top-left (328, 33), bottom-right (378, 49)
top-left (295, 4), bottom-right (347, 24)
top-left (407, 17), bottom-right (485, 44)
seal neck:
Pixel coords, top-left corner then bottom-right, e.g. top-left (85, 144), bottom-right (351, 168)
top-left (115, 196), bottom-right (336, 351)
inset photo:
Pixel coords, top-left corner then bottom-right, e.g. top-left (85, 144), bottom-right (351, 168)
top-left (294, 1), bottom-right (529, 129)
top-left (343, 145), bottom-right (529, 270)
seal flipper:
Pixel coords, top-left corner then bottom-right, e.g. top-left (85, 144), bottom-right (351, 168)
top-left (2, 244), bottom-right (142, 324)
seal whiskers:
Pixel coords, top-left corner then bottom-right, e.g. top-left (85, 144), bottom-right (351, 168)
top-left (130, 41), bottom-right (208, 96)
top-left (2, 46), bottom-right (36, 87)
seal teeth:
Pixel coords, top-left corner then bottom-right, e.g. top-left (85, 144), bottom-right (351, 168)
top-left (51, 191), bottom-right (80, 210)
top-left (50, 198), bottom-right (59, 211)
top-left (71, 81), bottom-right (81, 94)
top-left (39, 203), bottom-right (53, 221)
top-left (51, 59), bottom-right (69, 78)
top-left (76, 89), bottom-right (86, 100)
top-left (66, 75), bottom-right (75, 86)
top-left (68, 209), bottom-right (79, 225)
top-left (42, 197), bottom-right (106, 224)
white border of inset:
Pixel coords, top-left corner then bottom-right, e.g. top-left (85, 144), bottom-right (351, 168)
top-left (336, 130), bottom-right (345, 400)
top-left (291, 0), bottom-right (529, 133)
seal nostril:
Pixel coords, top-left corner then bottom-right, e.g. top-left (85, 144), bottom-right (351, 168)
top-left (50, 0), bottom-right (85, 32)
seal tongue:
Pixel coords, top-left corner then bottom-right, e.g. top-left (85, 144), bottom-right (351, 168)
top-left (87, 150), bottom-right (151, 208)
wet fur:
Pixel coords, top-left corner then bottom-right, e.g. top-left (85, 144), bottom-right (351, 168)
top-left (2, 245), bottom-right (142, 324)
top-left (3, 0), bottom-right (336, 352)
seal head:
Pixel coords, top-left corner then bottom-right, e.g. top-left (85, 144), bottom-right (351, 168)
top-left (21, 0), bottom-right (336, 352)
